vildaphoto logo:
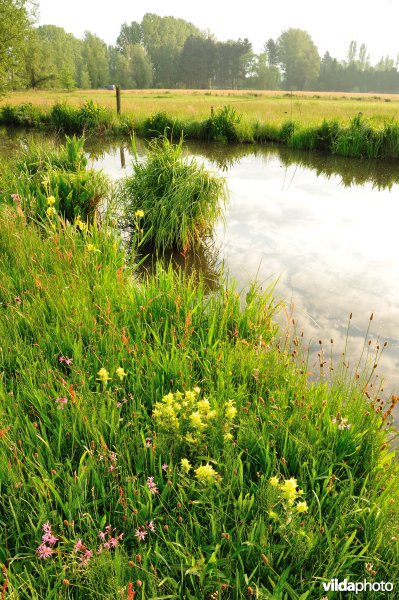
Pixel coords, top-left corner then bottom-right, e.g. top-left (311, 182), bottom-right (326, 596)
top-left (322, 579), bottom-right (394, 594)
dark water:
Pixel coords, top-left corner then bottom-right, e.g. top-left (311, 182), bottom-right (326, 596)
top-left (1, 127), bottom-right (399, 400)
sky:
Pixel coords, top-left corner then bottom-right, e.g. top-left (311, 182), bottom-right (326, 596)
top-left (36, 0), bottom-right (399, 64)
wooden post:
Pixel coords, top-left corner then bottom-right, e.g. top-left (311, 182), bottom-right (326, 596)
top-left (116, 85), bottom-right (121, 116)
top-left (210, 106), bottom-right (214, 117)
top-left (120, 145), bottom-right (126, 169)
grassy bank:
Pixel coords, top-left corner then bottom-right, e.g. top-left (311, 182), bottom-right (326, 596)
top-left (3, 96), bottom-right (399, 159)
top-left (3, 89), bottom-right (399, 128)
top-left (0, 139), bottom-right (399, 599)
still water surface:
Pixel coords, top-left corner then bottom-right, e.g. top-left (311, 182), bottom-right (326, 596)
top-left (1, 128), bottom-right (399, 395)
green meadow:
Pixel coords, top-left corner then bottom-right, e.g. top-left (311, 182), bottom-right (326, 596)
top-left (0, 136), bottom-right (398, 599)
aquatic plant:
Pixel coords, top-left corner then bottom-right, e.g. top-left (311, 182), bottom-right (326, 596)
top-left (118, 135), bottom-right (228, 251)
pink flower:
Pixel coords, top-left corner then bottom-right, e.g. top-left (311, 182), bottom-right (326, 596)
top-left (103, 541), bottom-right (111, 550)
top-left (135, 528), bottom-right (147, 541)
top-left (147, 521), bottom-right (155, 532)
top-left (74, 539), bottom-right (86, 552)
top-left (42, 521), bottom-right (52, 534)
top-left (42, 532), bottom-right (58, 547)
top-left (147, 476), bottom-right (158, 495)
top-left (162, 463), bottom-right (168, 472)
top-left (109, 537), bottom-right (118, 548)
top-left (36, 544), bottom-right (53, 559)
top-left (55, 397), bottom-right (68, 409)
top-left (146, 437), bottom-right (152, 448)
top-left (99, 531), bottom-right (106, 542)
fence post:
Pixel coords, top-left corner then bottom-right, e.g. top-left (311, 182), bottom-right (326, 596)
top-left (116, 85), bottom-right (121, 116)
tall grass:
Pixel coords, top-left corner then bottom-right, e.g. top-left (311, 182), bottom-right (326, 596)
top-left (4, 99), bottom-right (399, 159)
top-left (118, 135), bottom-right (228, 252)
top-left (0, 201), bottom-right (398, 598)
top-left (0, 136), bottom-right (109, 223)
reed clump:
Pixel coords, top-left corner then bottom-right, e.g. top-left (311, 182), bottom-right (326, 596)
top-left (118, 135), bottom-right (228, 252)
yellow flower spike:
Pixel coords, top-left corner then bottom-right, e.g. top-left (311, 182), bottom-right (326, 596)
top-left (97, 368), bottom-right (111, 384)
top-left (180, 458), bottom-right (192, 473)
top-left (194, 463), bottom-right (219, 483)
top-left (116, 367), bottom-right (127, 381)
top-left (134, 210), bottom-right (144, 218)
top-left (296, 501), bottom-right (309, 514)
top-left (269, 476), bottom-right (280, 487)
top-left (46, 206), bottom-right (56, 217)
top-left (47, 196), bottom-right (56, 206)
top-left (86, 243), bottom-right (100, 253)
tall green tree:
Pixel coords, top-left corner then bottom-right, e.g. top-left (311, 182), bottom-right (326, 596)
top-left (141, 13), bottom-right (200, 86)
top-left (82, 31), bottom-right (109, 88)
top-left (23, 25), bottom-right (81, 89)
top-left (277, 28), bottom-right (320, 89)
top-left (179, 36), bottom-right (217, 88)
top-left (0, 0), bottom-right (36, 92)
top-left (116, 21), bottom-right (142, 52)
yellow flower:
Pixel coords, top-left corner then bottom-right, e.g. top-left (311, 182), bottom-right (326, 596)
top-left (280, 478), bottom-right (298, 501)
top-left (116, 367), bottom-right (126, 381)
top-left (47, 196), bottom-right (56, 206)
top-left (46, 206), bottom-right (56, 216)
top-left (189, 411), bottom-right (205, 430)
top-left (296, 501), bottom-right (309, 514)
top-left (269, 476), bottom-right (280, 487)
top-left (268, 510), bottom-right (279, 521)
top-left (184, 433), bottom-right (198, 445)
top-left (97, 368), bottom-right (111, 384)
top-left (224, 432), bottom-right (233, 441)
top-left (225, 400), bottom-right (237, 421)
top-left (134, 210), bottom-right (144, 218)
top-left (180, 458), bottom-right (192, 473)
top-left (75, 216), bottom-right (88, 231)
top-left (194, 463), bottom-right (219, 483)
top-left (86, 243), bottom-right (100, 253)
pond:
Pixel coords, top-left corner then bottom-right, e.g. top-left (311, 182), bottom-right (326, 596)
top-left (1, 127), bottom-right (399, 399)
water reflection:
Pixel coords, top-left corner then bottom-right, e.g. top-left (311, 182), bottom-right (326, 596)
top-left (137, 240), bottom-right (222, 292)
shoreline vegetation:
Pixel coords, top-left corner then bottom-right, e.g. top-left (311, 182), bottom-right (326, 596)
top-left (0, 136), bottom-right (399, 598)
top-left (3, 90), bottom-right (399, 159)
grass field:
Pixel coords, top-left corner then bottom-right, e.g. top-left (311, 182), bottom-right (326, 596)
top-left (3, 89), bottom-right (399, 128)
top-left (0, 135), bottom-right (399, 599)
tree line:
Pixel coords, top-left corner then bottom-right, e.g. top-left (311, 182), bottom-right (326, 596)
top-left (2, 2), bottom-right (399, 94)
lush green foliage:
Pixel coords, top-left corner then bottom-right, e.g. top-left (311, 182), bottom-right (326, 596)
top-left (118, 135), bottom-right (228, 251)
top-left (0, 136), bottom-right (109, 223)
top-left (0, 189), bottom-right (398, 597)
top-left (5, 100), bottom-right (399, 160)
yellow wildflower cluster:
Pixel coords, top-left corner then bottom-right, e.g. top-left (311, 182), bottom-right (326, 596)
top-left (223, 399), bottom-right (237, 441)
top-left (194, 463), bottom-right (220, 484)
top-left (152, 387), bottom-right (217, 444)
top-left (134, 210), bottom-right (144, 218)
top-left (269, 475), bottom-right (309, 515)
top-left (46, 196), bottom-right (56, 217)
top-left (96, 366), bottom-right (127, 385)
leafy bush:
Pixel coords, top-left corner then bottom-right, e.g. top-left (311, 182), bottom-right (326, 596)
top-left (119, 135), bottom-right (228, 251)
